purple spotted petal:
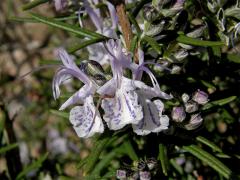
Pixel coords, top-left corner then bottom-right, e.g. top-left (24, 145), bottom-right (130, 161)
top-left (133, 98), bottom-right (169, 135)
top-left (69, 96), bottom-right (104, 138)
top-left (101, 79), bottom-right (143, 130)
top-left (98, 77), bottom-right (138, 97)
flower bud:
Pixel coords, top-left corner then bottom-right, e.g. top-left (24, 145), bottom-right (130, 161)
top-left (182, 93), bottom-right (190, 103)
top-left (192, 90), bottom-right (209, 105)
top-left (173, 0), bottom-right (185, 9)
top-left (171, 106), bottom-right (186, 122)
top-left (207, 0), bottom-right (218, 13)
top-left (139, 171), bottom-right (151, 180)
top-left (138, 161), bottom-right (147, 171)
top-left (146, 158), bottom-right (157, 170)
top-left (79, 60), bottom-right (111, 86)
top-left (143, 5), bottom-right (159, 22)
top-left (185, 101), bottom-right (199, 113)
top-left (217, 8), bottom-right (226, 32)
top-left (171, 65), bottom-right (181, 74)
top-left (187, 24), bottom-right (207, 38)
top-left (129, 172), bottom-right (139, 180)
top-left (174, 49), bottom-right (189, 61)
top-left (116, 170), bottom-right (127, 179)
top-left (185, 114), bottom-right (203, 130)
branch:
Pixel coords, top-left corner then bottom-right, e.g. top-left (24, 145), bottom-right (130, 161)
top-left (109, 0), bottom-right (139, 62)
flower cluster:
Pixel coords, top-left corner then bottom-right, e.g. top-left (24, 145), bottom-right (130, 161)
top-left (171, 90), bottom-right (209, 130)
top-left (116, 158), bottom-right (158, 180)
top-left (52, 0), bottom-right (173, 138)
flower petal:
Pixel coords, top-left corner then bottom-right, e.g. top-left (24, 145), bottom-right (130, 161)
top-left (59, 84), bottom-right (94, 110)
top-left (52, 68), bottom-right (90, 100)
top-left (69, 96), bottom-right (104, 138)
top-left (87, 43), bottom-right (109, 65)
top-left (101, 87), bottom-right (143, 130)
top-left (97, 78), bottom-right (117, 96)
top-left (106, 1), bottom-right (118, 29)
top-left (84, 0), bottom-right (103, 32)
top-left (133, 98), bottom-right (169, 135)
top-left (57, 48), bottom-right (78, 70)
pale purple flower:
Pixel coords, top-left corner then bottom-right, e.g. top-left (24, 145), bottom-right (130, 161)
top-left (184, 100), bottom-right (199, 113)
top-left (185, 113), bottom-right (203, 130)
top-left (171, 106), bottom-right (186, 122)
top-left (116, 170), bottom-right (127, 179)
top-left (98, 40), bottom-right (172, 135)
top-left (98, 40), bottom-right (143, 130)
top-left (83, 0), bottom-right (118, 65)
top-left (192, 89), bottom-right (209, 105)
top-left (52, 48), bottom-right (96, 110)
top-left (139, 171), bottom-right (151, 180)
top-left (181, 93), bottom-right (190, 103)
top-left (52, 48), bottom-right (104, 138)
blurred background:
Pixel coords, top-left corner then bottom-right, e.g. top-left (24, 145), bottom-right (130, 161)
top-left (0, 0), bottom-right (90, 179)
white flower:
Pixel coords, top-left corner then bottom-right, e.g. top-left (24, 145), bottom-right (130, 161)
top-left (53, 48), bottom-right (104, 138)
top-left (69, 96), bottom-right (104, 138)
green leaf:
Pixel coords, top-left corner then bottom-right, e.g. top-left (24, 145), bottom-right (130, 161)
top-left (22, 0), bottom-right (48, 11)
top-left (130, 35), bottom-right (139, 54)
top-left (158, 144), bottom-right (169, 176)
top-left (9, 15), bottom-right (78, 23)
top-left (68, 38), bottom-right (104, 53)
top-left (102, 170), bottom-right (118, 179)
top-left (50, 110), bottom-right (69, 119)
top-left (226, 53), bottom-right (240, 63)
top-left (212, 46), bottom-right (221, 58)
top-left (30, 13), bottom-right (108, 39)
top-left (200, 80), bottom-right (216, 91)
top-left (128, 13), bottom-right (141, 34)
top-left (202, 96), bottom-right (237, 110)
top-left (216, 153), bottom-right (231, 159)
top-left (122, 140), bottom-right (138, 161)
top-left (196, 136), bottom-right (222, 153)
top-left (183, 145), bottom-right (232, 179)
top-left (0, 112), bottom-right (5, 134)
top-left (132, 0), bottom-right (152, 17)
top-left (9, 16), bottom-right (38, 23)
top-left (0, 143), bottom-right (18, 154)
top-left (91, 147), bottom-right (122, 175)
top-left (177, 35), bottom-right (225, 47)
top-left (225, 7), bottom-right (240, 20)
top-left (16, 153), bottom-right (48, 180)
top-left (83, 135), bottom-right (111, 174)
top-left (142, 35), bottom-right (162, 53)
top-left (77, 157), bottom-right (89, 169)
top-left (170, 159), bottom-right (183, 175)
